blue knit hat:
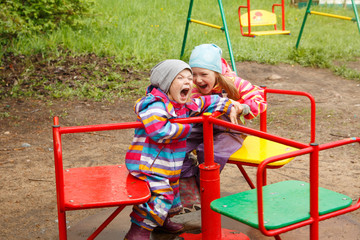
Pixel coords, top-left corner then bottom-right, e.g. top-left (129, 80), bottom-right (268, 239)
top-left (189, 44), bottom-right (222, 74)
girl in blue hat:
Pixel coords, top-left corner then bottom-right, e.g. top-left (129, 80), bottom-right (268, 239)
top-left (180, 44), bottom-right (267, 191)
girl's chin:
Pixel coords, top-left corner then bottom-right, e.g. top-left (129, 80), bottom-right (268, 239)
top-left (197, 85), bottom-right (211, 95)
top-left (177, 95), bottom-right (190, 104)
top-left (178, 98), bottom-right (188, 104)
top-left (200, 89), bottom-right (211, 95)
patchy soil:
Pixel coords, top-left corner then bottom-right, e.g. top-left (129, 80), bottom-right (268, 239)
top-left (0, 52), bottom-right (148, 100)
top-left (1, 56), bottom-right (360, 239)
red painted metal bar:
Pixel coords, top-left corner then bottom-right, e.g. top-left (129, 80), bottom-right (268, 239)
top-left (53, 117), bottom-right (64, 210)
top-left (319, 137), bottom-right (359, 150)
top-left (228, 160), bottom-right (283, 169)
top-left (202, 113), bottom-right (215, 167)
top-left (59, 121), bottom-right (142, 134)
top-left (272, 4), bottom-right (279, 30)
top-left (319, 197), bottom-right (360, 221)
top-left (317, 137), bottom-right (360, 221)
top-left (259, 86), bottom-right (267, 132)
top-left (238, 0), bottom-right (253, 37)
top-left (53, 117), bottom-right (67, 240)
top-left (246, 0), bottom-right (251, 35)
top-left (309, 143), bottom-right (319, 240)
top-left (236, 165), bottom-right (256, 189)
top-left (58, 116), bottom-right (204, 134)
top-left (272, 0), bottom-right (286, 30)
top-left (245, 87), bottom-right (316, 143)
top-left (210, 117), bottom-right (308, 149)
top-left (264, 88), bottom-right (316, 143)
top-left (281, 0), bottom-right (285, 30)
top-left (88, 206), bottom-right (125, 240)
top-left (199, 112), bottom-right (222, 239)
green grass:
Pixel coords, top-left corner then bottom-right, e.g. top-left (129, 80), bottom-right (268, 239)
top-left (3, 0), bottom-right (360, 68)
top-left (4, 0), bottom-right (360, 64)
top-left (1, 0), bottom-right (360, 100)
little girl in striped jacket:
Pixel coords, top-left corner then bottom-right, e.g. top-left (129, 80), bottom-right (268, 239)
top-left (124, 59), bottom-right (242, 240)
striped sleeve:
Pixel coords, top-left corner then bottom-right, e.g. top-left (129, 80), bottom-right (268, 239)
top-left (191, 95), bottom-right (233, 116)
top-left (138, 101), bottom-right (192, 143)
top-left (222, 59), bottom-right (267, 119)
top-left (233, 78), bottom-right (267, 119)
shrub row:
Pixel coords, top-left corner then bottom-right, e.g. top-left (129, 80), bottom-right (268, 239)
top-left (0, 0), bottom-right (94, 46)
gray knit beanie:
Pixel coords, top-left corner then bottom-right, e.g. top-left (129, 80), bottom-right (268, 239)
top-left (150, 59), bottom-right (192, 93)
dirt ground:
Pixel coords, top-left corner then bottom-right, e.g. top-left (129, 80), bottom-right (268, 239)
top-left (1, 60), bottom-right (360, 240)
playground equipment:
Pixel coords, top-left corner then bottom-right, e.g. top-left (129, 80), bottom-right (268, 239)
top-left (296, 0), bottom-right (360, 48)
top-left (180, 0), bottom-right (237, 73)
top-left (52, 117), bottom-right (151, 240)
top-left (179, 88), bottom-right (317, 240)
top-left (211, 138), bottom-right (360, 240)
top-left (238, 0), bottom-right (291, 37)
top-left (178, 96), bottom-right (359, 240)
top-left (227, 88), bottom-right (316, 189)
top-left (53, 89), bottom-right (359, 240)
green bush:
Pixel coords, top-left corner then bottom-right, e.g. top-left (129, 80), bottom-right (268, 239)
top-left (0, 0), bottom-right (94, 46)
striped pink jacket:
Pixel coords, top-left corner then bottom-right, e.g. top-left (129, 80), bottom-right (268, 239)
top-left (191, 58), bottom-right (267, 120)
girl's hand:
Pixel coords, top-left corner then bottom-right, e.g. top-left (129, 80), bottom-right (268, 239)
top-left (231, 101), bottom-right (243, 115)
top-left (229, 101), bottom-right (243, 125)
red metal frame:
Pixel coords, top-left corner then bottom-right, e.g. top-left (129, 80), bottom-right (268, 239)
top-left (200, 113), bottom-right (221, 239)
top-left (238, 0), bottom-right (287, 37)
top-left (181, 111), bottom-right (309, 240)
top-left (254, 138), bottom-right (360, 238)
top-left (206, 114), bottom-right (359, 239)
top-left (228, 88), bottom-right (316, 189)
top-left (182, 111), bottom-right (359, 239)
top-left (54, 114), bottom-right (249, 240)
top-left (53, 90), bottom-right (359, 240)
top-left (53, 117), bottom-right (151, 239)
top-left (53, 117), bottom-right (162, 239)
top-left (261, 88), bottom-right (316, 143)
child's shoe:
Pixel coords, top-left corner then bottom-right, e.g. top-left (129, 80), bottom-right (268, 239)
top-left (155, 217), bottom-right (184, 233)
top-left (124, 223), bottom-right (151, 240)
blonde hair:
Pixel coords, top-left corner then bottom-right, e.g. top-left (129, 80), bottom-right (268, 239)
top-left (216, 73), bottom-right (240, 100)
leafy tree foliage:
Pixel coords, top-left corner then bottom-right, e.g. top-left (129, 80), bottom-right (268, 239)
top-left (0, 0), bottom-right (94, 46)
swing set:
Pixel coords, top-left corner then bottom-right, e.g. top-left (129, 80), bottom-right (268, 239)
top-left (180, 0), bottom-right (291, 73)
top-left (296, 0), bottom-right (360, 48)
top-left (180, 0), bottom-right (360, 66)
top-left (238, 0), bottom-right (291, 37)
top-left (180, 0), bottom-right (238, 74)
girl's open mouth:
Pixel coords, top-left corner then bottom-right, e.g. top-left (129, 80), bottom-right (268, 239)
top-left (198, 84), bottom-right (208, 89)
top-left (180, 88), bottom-right (189, 97)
